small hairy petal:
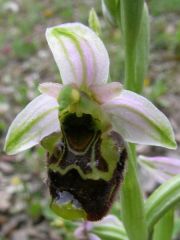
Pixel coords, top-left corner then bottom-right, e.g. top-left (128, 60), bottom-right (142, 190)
top-left (139, 155), bottom-right (180, 183)
top-left (102, 90), bottom-right (176, 149)
top-left (4, 94), bottom-right (60, 155)
top-left (46, 23), bottom-right (109, 87)
top-left (38, 82), bottom-right (63, 98)
top-left (90, 82), bottom-right (122, 104)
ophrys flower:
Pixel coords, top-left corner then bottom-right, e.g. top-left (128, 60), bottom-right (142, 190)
top-left (4, 23), bottom-right (176, 221)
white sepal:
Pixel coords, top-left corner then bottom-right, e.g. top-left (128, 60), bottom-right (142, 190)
top-left (103, 90), bottom-right (176, 149)
top-left (46, 23), bottom-right (109, 87)
top-left (4, 94), bottom-right (60, 154)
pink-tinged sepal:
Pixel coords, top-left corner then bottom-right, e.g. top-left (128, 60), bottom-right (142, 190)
top-left (38, 82), bottom-right (63, 99)
top-left (138, 155), bottom-right (180, 183)
top-left (4, 94), bottom-right (60, 155)
top-left (91, 82), bottom-right (122, 104)
top-left (46, 23), bottom-right (110, 88)
top-left (74, 215), bottom-right (126, 240)
top-left (102, 90), bottom-right (176, 149)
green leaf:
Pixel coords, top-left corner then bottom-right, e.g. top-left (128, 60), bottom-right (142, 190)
top-left (93, 222), bottom-right (128, 240)
top-left (93, 229), bottom-right (127, 240)
top-left (152, 209), bottom-right (174, 240)
top-left (101, 0), bottom-right (120, 26)
top-left (145, 174), bottom-right (180, 232)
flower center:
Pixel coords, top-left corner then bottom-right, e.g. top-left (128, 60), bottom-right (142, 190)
top-left (61, 113), bottom-right (97, 152)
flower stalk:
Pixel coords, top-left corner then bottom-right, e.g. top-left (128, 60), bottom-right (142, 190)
top-left (120, 1), bottom-right (148, 239)
top-left (135, 3), bottom-right (150, 93)
top-left (121, 0), bottom-right (144, 90)
top-left (121, 143), bottom-right (148, 240)
top-left (101, 0), bottom-right (121, 26)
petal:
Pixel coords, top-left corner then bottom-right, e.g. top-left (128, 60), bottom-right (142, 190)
top-left (90, 82), bottom-right (123, 104)
top-left (138, 155), bottom-right (180, 183)
top-left (38, 82), bottom-right (63, 98)
top-left (46, 23), bottom-right (109, 87)
top-left (95, 215), bottom-right (124, 227)
top-left (74, 223), bottom-right (93, 239)
top-left (102, 90), bottom-right (176, 149)
top-left (4, 94), bottom-right (60, 155)
top-left (89, 234), bottom-right (101, 240)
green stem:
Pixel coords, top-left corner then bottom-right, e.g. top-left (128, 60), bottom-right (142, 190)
top-left (121, 0), bottom-right (144, 91)
top-left (121, 143), bottom-right (148, 240)
top-left (119, 1), bottom-right (149, 239)
top-left (124, 47), bottom-right (136, 91)
top-left (134, 3), bottom-right (150, 93)
top-left (120, 2), bottom-right (148, 236)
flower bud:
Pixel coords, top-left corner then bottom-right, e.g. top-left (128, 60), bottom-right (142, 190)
top-left (88, 8), bottom-right (102, 36)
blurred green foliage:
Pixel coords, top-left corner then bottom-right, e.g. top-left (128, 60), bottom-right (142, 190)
top-left (173, 216), bottom-right (180, 238)
top-left (12, 39), bottom-right (37, 60)
top-left (150, 0), bottom-right (180, 14)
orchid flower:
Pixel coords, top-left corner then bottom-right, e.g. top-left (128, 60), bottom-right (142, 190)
top-left (4, 23), bottom-right (176, 221)
top-left (138, 155), bottom-right (180, 183)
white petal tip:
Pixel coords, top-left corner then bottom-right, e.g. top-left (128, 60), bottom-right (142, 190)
top-left (45, 23), bottom-right (109, 87)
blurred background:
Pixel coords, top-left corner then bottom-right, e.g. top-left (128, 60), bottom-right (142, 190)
top-left (0, 0), bottom-right (180, 239)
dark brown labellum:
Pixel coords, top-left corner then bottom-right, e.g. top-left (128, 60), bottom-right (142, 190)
top-left (47, 113), bottom-right (127, 221)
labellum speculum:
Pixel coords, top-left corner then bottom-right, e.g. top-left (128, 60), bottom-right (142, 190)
top-left (44, 86), bottom-right (127, 221)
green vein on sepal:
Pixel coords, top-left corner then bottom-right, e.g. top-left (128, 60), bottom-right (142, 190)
top-left (4, 107), bottom-right (57, 154)
top-left (52, 28), bottom-right (87, 85)
top-left (122, 104), bottom-right (176, 149)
